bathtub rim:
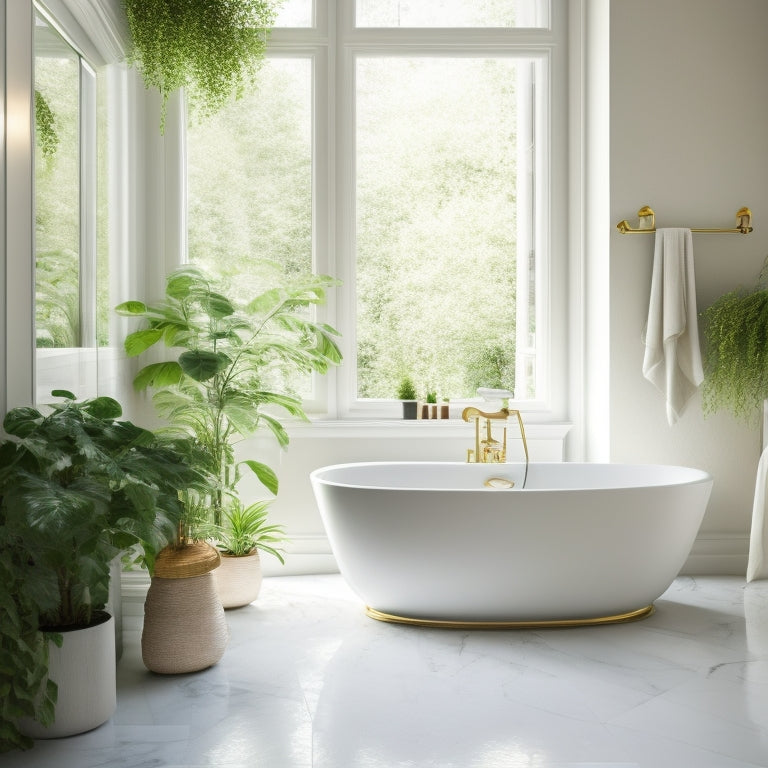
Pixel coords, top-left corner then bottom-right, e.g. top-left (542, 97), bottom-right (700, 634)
top-left (310, 460), bottom-right (713, 493)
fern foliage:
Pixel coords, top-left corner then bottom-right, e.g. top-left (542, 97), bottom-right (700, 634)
top-left (702, 267), bottom-right (768, 421)
top-left (124, 0), bottom-right (279, 130)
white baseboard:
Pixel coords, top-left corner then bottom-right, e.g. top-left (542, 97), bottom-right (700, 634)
top-left (680, 532), bottom-right (749, 576)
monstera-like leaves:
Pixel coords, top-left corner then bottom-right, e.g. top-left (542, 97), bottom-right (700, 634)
top-left (0, 391), bottom-right (209, 749)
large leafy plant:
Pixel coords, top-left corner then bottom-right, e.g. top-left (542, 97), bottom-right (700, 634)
top-left (117, 264), bottom-right (341, 535)
top-left (0, 391), bottom-right (206, 751)
top-left (701, 266), bottom-right (768, 421)
top-left (124, 0), bottom-right (279, 130)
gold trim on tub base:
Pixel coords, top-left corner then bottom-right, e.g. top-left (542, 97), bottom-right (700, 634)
top-left (364, 604), bottom-right (655, 629)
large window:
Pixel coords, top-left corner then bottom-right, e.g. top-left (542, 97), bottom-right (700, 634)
top-left (186, 0), bottom-right (565, 417)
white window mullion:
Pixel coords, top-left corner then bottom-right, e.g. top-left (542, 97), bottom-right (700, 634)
top-left (79, 59), bottom-right (97, 347)
top-left (335, 42), bottom-right (361, 417)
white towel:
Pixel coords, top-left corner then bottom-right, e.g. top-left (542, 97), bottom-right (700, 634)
top-left (642, 228), bottom-right (704, 425)
top-left (747, 443), bottom-right (768, 581)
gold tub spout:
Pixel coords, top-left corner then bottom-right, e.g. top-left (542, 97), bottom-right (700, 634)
top-left (461, 406), bottom-right (529, 486)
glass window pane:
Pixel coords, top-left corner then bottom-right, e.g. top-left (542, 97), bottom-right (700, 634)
top-left (274, 0), bottom-right (313, 27)
top-left (355, 0), bottom-right (547, 28)
top-left (34, 13), bottom-right (80, 349)
top-left (355, 57), bottom-right (525, 401)
top-left (186, 58), bottom-right (313, 297)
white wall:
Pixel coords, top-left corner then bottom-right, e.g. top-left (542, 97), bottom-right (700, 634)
top-left (609, 0), bottom-right (768, 572)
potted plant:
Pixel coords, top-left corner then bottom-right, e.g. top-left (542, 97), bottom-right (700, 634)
top-left (213, 500), bottom-right (286, 608)
top-left (701, 268), bottom-right (768, 421)
top-left (396, 375), bottom-right (418, 419)
top-left (0, 391), bottom-right (205, 749)
top-left (124, 0), bottom-right (279, 131)
top-left (116, 264), bottom-right (340, 625)
top-left (425, 390), bottom-right (438, 419)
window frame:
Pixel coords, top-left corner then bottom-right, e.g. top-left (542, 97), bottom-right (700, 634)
top-left (212, 0), bottom-right (569, 422)
top-left (33, 1), bottom-right (102, 403)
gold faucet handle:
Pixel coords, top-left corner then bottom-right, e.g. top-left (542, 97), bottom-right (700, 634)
top-left (461, 406), bottom-right (509, 422)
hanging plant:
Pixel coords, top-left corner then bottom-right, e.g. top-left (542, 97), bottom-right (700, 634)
top-left (123, 0), bottom-right (279, 131)
top-left (34, 89), bottom-right (59, 159)
top-left (701, 262), bottom-right (768, 421)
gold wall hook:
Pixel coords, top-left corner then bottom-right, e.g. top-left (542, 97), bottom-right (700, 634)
top-left (736, 207), bottom-right (753, 233)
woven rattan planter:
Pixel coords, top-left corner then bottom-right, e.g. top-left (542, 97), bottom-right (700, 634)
top-left (141, 542), bottom-right (228, 674)
top-left (213, 550), bottom-right (263, 609)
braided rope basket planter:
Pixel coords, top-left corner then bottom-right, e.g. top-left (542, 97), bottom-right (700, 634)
top-left (141, 542), bottom-right (229, 674)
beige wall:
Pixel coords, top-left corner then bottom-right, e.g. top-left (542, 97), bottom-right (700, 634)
top-left (609, 0), bottom-right (768, 570)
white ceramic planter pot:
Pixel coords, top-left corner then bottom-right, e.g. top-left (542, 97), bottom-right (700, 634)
top-left (20, 613), bottom-right (116, 739)
top-left (213, 550), bottom-right (263, 609)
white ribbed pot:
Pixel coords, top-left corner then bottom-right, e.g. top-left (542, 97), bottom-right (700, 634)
top-left (20, 613), bottom-right (116, 739)
top-left (141, 542), bottom-right (228, 675)
top-left (213, 550), bottom-right (263, 609)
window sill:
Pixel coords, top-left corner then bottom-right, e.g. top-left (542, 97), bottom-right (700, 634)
top-left (290, 418), bottom-right (572, 442)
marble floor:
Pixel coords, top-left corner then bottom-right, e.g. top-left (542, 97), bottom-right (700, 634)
top-left (6, 574), bottom-right (768, 768)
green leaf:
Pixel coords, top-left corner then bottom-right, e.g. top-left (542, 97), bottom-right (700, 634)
top-left (82, 396), bottom-right (122, 420)
top-left (258, 413), bottom-right (293, 448)
top-left (202, 292), bottom-right (235, 318)
top-left (133, 362), bottom-right (184, 391)
top-left (246, 288), bottom-right (282, 315)
top-left (240, 460), bottom-right (279, 495)
top-left (3, 407), bottom-right (42, 437)
top-left (178, 350), bottom-right (231, 382)
top-left (124, 328), bottom-right (164, 357)
top-left (50, 389), bottom-right (76, 400)
top-left (115, 300), bottom-right (147, 316)
top-left (166, 270), bottom-right (201, 299)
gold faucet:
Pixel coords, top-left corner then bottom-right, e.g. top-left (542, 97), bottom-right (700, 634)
top-left (462, 406), bottom-right (529, 485)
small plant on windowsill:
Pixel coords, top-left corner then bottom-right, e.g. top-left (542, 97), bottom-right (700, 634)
top-left (425, 390), bottom-right (438, 419)
top-left (123, 0), bottom-right (279, 131)
top-left (397, 375), bottom-right (418, 420)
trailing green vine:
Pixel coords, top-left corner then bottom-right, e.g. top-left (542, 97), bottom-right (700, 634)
top-left (123, 0), bottom-right (279, 131)
top-left (701, 262), bottom-right (768, 421)
top-left (34, 89), bottom-right (59, 159)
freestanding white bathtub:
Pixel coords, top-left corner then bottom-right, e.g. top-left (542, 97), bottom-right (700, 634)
top-left (310, 461), bottom-right (713, 628)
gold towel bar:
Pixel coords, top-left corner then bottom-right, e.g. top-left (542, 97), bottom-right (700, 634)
top-left (616, 205), bottom-right (753, 235)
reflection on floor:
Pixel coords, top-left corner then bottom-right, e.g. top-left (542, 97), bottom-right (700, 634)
top-left (6, 574), bottom-right (768, 768)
